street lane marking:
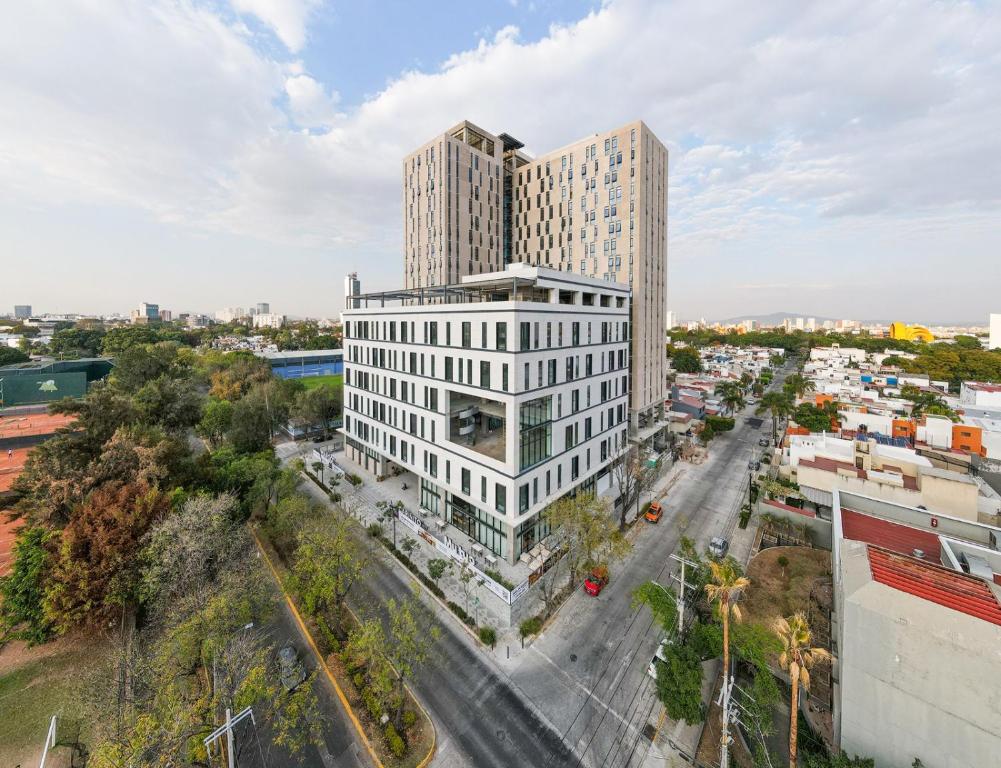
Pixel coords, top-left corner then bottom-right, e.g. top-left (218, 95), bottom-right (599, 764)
top-left (529, 645), bottom-right (644, 741)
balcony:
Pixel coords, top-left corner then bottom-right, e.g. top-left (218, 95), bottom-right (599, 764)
top-left (447, 391), bottom-right (507, 463)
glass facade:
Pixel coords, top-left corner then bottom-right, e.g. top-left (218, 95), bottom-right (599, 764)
top-left (447, 495), bottom-right (507, 557)
top-left (519, 396), bottom-right (552, 470)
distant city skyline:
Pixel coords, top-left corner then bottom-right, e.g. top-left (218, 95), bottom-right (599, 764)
top-left (2, 0), bottom-right (1000, 320)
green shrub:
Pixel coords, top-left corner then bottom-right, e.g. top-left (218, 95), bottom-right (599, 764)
top-left (447, 601), bottom-right (476, 628)
top-left (705, 415), bottom-right (735, 433)
top-left (478, 626), bottom-right (497, 647)
top-left (385, 723), bottom-right (406, 758)
top-left (402, 710), bottom-right (417, 729)
top-left (483, 568), bottom-right (515, 590)
top-left (315, 615), bottom-right (340, 653)
top-left (353, 672), bottom-right (365, 690)
top-left (367, 522), bottom-right (383, 538)
top-left (346, 473), bottom-right (363, 486)
top-left (519, 616), bottom-right (543, 638)
top-left (362, 687), bottom-right (382, 720)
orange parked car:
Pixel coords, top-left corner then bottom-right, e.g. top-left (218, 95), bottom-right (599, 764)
top-left (645, 501), bottom-right (664, 523)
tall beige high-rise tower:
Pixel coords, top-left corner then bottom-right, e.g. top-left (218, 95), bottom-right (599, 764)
top-left (403, 119), bottom-right (668, 436)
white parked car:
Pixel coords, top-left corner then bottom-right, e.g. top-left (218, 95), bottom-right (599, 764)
top-left (647, 638), bottom-right (672, 680)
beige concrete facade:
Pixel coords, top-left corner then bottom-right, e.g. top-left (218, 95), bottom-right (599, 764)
top-left (403, 121), bottom-right (505, 289)
top-left (404, 120), bottom-right (668, 430)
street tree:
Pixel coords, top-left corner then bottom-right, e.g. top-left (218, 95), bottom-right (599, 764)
top-left (782, 373), bottom-right (815, 400)
top-left (546, 492), bottom-right (630, 588)
top-left (757, 391), bottom-right (794, 444)
top-left (775, 612), bottom-right (832, 768)
top-left (704, 558), bottom-right (750, 752)
top-left (346, 588), bottom-right (441, 730)
top-left (654, 641), bottom-right (704, 725)
top-left (611, 445), bottom-right (644, 531)
top-left (290, 517), bottom-right (369, 631)
top-left (427, 558), bottom-right (452, 588)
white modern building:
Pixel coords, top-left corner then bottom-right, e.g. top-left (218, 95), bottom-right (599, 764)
top-left (341, 264), bottom-right (631, 564)
top-left (252, 312), bottom-right (286, 329)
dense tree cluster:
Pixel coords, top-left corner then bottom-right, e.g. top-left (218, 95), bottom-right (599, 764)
top-left (1, 340), bottom-right (337, 763)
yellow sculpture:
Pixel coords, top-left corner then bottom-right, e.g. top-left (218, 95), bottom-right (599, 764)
top-left (889, 322), bottom-right (934, 342)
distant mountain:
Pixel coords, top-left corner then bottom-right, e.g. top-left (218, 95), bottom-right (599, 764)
top-left (717, 311), bottom-right (839, 326)
top-left (715, 311), bottom-right (988, 328)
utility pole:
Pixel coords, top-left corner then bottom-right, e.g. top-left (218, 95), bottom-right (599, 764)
top-left (204, 706), bottom-right (258, 768)
top-left (669, 552), bottom-right (698, 637)
top-left (716, 668), bottom-right (735, 768)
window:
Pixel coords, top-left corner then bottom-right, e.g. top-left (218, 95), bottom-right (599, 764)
top-left (519, 484), bottom-right (529, 513)
top-left (480, 360), bottom-right (490, 389)
top-left (481, 476), bottom-right (487, 502)
top-left (461, 468), bottom-right (471, 495)
top-left (496, 322), bottom-right (507, 350)
top-left (496, 483), bottom-right (506, 514)
top-left (462, 321), bottom-right (471, 348)
top-left (502, 363), bottom-right (509, 391)
top-left (481, 322), bottom-right (487, 348)
top-left (519, 396), bottom-right (552, 470)
top-left (520, 322), bottom-right (531, 350)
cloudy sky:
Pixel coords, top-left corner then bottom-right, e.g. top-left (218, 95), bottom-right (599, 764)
top-left (2, 0), bottom-right (999, 323)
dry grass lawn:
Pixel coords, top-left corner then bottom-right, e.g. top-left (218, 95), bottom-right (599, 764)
top-left (742, 546), bottom-right (831, 628)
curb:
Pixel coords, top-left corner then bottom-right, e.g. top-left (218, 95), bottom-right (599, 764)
top-left (251, 527), bottom-right (384, 768)
top-left (252, 526), bottom-right (437, 768)
top-left (299, 469), bottom-right (484, 648)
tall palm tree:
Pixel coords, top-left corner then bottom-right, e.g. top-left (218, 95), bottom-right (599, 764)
top-left (758, 391), bottom-right (794, 444)
top-left (782, 373), bottom-right (815, 400)
top-left (774, 612), bottom-right (831, 768)
top-left (717, 381), bottom-right (745, 416)
top-left (705, 559), bottom-right (750, 764)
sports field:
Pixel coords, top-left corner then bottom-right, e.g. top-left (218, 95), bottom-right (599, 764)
top-left (300, 374), bottom-right (343, 391)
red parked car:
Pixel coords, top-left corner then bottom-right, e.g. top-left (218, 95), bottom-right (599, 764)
top-left (584, 565), bottom-right (609, 596)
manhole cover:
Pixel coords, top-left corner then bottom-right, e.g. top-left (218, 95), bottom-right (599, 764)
top-left (570, 653), bottom-right (577, 662)
top-left (496, 730), bottom-right (506, 741)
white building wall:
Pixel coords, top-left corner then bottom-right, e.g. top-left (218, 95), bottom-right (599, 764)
top-left (989, 313), bottom-right (1001, 350)
top-left (837, 542), bottom-right (1001, 768)
top-left (342, 270), bottom-right (630, 563)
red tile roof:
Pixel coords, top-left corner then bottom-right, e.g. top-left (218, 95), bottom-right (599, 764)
top-left (800, 456), bottom-right (860, 475)
top-left (841, 508), bottom-right (942, 561)
top-left (762, 498), bottom-right (816, 518)
top-left (868, 545), bottom-right (1001, 626)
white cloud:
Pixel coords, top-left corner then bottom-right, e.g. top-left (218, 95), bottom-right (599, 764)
top-left (230, 0), bottom-right (320, 52)
top-left (1, 0), bottom-right (1000, 320)
top-left (284, 74), bottom-right (340, 128)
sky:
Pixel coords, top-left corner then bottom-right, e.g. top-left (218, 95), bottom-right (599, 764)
top-left (2, 0), bottom-right (1000, 323)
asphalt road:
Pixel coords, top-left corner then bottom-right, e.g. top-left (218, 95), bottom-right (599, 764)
top-left (347, 542), bottom-right (578, 768)
top-left (283, 362), bottom-right (794, 768)
top-left (501, 362), bottom-right (795, 768)
top-left (252, 550), bottom-right (372, 768)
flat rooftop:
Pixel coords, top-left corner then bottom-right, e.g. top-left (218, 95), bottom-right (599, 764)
top-left (345, 264), bottom-right (629, 310)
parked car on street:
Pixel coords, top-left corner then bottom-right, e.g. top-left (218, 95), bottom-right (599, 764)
top-left (708, 537), bottom-right (729, 559)
top-left (748, 459), bottom-right (761, 471)
top-left (278, 643), bottom-right (307, 692)
top-left (758, 437), bottom-right (770, 447)
top-left (584, 565), bottom-right (610, 596)
top-left (645, 501), bottom-right (664, 523)
top-left (646, 638), bottom-right (673, 679)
